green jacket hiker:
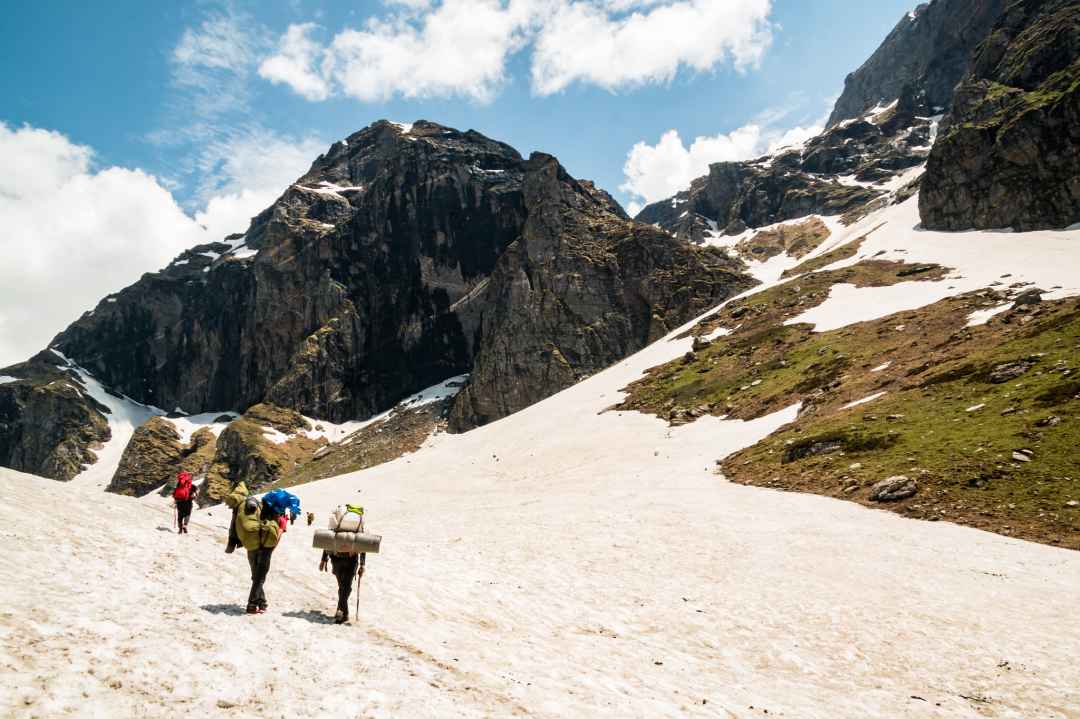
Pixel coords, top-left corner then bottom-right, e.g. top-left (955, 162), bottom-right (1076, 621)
top-left (225, 482), bottom-right (285, 614)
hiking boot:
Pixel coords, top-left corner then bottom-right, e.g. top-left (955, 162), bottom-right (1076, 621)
top-left (255, 607), bottom-right (267, 614)
top-left (246, 605), bottom-right (259, 615)
top-left (333, 610), bottom-right (345, 624)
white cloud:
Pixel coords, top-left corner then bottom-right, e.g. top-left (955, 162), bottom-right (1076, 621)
top-left (531, 0), bottom-right (773, 95)
top-left (326, 0), bottom-right (534, 102)
top-left (193, 130), bottom-right (326, 240)
top-left (620, 125), bottom-right (765, 207)
top-left (0, 124), bottom-right (206, 367)
top-left (0, 123), bottom-right (324, 368)
top-left (620, 104), bottom-right (827, 210)
top-left (258, 23), bottom-right (331, 101)
top-left (259, 0), bottom-right (774, 102)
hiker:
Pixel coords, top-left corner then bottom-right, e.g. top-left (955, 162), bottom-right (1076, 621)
top-left (320, 549), bottom-right (365, 624)
top-left (235, 493), bottom-right (285, 615)
top-left (172, 471), bottom-right (195, 534)
top-left (319, 504), bottom-right (368, 624)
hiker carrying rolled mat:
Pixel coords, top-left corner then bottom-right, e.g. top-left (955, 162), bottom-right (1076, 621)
top-left (316, 504), bottom-right (378, 625)
top-left (319, 550), bottom-right (365, 624)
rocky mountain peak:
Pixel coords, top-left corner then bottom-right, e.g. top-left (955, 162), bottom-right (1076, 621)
top-left (827, 0), bottom-right (1007, 127)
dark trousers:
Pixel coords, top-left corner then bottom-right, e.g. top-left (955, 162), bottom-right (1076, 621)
top-left (331, 554), bottom-right (360, 616)
top-left (176, 499), bottom-right (193, 530)
top-left (246, 548), bottom-right (274, 609)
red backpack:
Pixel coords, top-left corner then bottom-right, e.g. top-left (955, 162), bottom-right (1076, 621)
top-left (173, 472), bottom-right (193, 501)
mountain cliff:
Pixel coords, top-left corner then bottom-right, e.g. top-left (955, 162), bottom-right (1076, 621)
top-left (0, 121), bottom-right (750, 488)
top-left (827, 0), bottom-right (1007, 126)
top-left (920, 0), bottom-right (1080, 230)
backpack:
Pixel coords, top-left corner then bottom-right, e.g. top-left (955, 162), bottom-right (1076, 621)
top-left (328, 504), bottom-right (364, 533)
top-left (173, 472), bottom-right (193, 501)
top-left (262, 489), bottom-right (301, 520)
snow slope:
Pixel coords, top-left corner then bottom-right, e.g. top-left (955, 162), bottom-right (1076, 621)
top-left (3, 306), bottom-right (1080, 717)
top-left (3, 186), bottom-right (1080, 717)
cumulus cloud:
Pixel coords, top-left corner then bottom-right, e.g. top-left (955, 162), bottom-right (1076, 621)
top-left (620, 125), bottom-right (766, 207)
top-left (620, 110), bottom-right (826, 210)
top-left (0, 123), bottom-right (324, 368)
top-left (258, 0), bottom-right (774, 102)
top-left (0, 124), bottom-right (206, 367)
top-left (531, 0), bottom-right (772, 95)
top-left (258, 23), bottom-right (331, 101)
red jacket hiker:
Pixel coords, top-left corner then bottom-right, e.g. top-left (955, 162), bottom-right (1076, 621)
top-left (173, 471), bottom-right (195, 534)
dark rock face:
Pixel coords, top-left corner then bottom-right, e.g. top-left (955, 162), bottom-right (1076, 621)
top-left (52, 121), bottom-right (526, 423)
top-left (920, 0), bottom-right (1080, 230)
top-left (0, 354), bottom-right (110, 480)
top-left (449, 155), bottom-right (754, 429)
top-left (827, 0), bottom-right (1006, 127)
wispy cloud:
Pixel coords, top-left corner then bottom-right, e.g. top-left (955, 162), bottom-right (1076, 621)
top-left (152, 5), bottom-right (324, 240)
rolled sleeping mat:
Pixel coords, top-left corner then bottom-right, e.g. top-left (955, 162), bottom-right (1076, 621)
top-left (312, 529), bottom-right (382, 554)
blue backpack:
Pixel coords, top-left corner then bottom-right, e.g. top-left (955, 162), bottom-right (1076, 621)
top-left (262, 489), bottom-right (301, 520)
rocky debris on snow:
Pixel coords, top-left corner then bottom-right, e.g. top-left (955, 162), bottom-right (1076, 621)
top-left (869, 475), bottom-right (918, 501)
top-left (920, 0), bottom-right (1080, 230)
top-left (1012, 289), bottom-right (1045, 309)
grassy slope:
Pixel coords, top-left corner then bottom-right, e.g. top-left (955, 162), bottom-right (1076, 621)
top-left (617, 263), bottom-right (1080, 549)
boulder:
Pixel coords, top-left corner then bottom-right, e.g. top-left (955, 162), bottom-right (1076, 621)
top-left (869, 475), bottom-right (918, 501)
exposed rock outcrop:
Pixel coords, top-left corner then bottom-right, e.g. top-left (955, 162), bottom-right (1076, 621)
top-left (108, 418), bottom-right (219, 497)
top-left (920, 0), bottom-right (1080, 230)
top-left (827, 0), bottom-right (1006, 126)
top-left (448, 154), bottom-right (753, 429)
top-left (0, 354), bottom-right (110, 480)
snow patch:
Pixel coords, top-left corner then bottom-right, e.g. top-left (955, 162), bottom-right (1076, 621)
top-left (262, 427), bottom-right (290, 445)
top-left (871, 362), bottom-right (892, 372)
top-left (783, 196), bottom-right (1080, 332)
top-left (966, 303), bottom-right (1012, 327)
top-left (842, 391), bottom-right (887, 410)
top-left (703, 326), bottom-right (732, 342)
top-left (0, 376), bottom-right (18, 384)
top-left (161, 412), bottom-right (237, 445)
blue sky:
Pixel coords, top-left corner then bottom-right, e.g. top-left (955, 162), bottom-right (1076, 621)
top-left (0, 0), bottom-right (915, 366)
